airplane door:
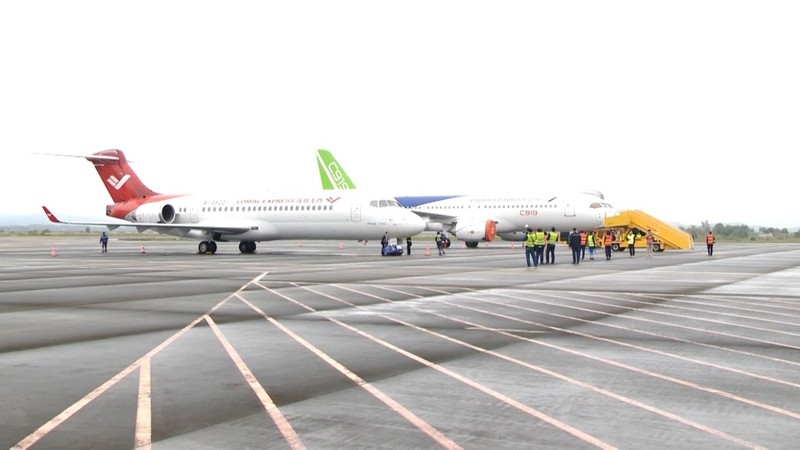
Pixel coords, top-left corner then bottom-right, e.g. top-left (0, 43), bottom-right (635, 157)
top-left (564, 202), bottom-right (576, 217)
top-left (190, 207), bottom-right (199, 223)
top-left (351, 204), bottom-right (361, 222)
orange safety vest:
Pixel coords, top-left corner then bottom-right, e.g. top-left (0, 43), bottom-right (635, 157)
top-left (604, 233), bottom-right (613, 246)
top-left (579, 232), bottom-right (587, 245)
top-left (707, 234), bottom-right (715, 244)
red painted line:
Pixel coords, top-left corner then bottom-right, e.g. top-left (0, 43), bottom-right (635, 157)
top-left (332, 284), bottom-right (766, 449)
top-left (489, 292), bottom-right (800, 389)
top-left (11, 271), bottom-right (269, 450)
top-left (135, 357), bottom-right (152, 449)
top-left (205, 315), bottom-right (304, 450)
top-left (236, 293), bottom-right (462, 450)
top-left (268, 285), bottom-right (614, 449)
top-left (536, 290), bottom-right (800, 368)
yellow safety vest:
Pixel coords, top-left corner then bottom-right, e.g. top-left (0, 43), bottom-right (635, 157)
top-left (534, 231), bottom-right (546, 246)
top-left (525, 233), bottom-right (536, 247)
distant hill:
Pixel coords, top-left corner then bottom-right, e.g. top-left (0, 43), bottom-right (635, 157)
top-left (0, 214), bottom-right (49, 227)
top-left (0, 213), bottom-right (104, 231)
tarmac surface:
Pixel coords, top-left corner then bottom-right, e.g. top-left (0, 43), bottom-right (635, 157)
top-left (2, 236), bottom-right (800, 449)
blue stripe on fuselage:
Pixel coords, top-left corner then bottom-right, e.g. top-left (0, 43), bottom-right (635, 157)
top-left (395, 195), bottom-right (464, 208)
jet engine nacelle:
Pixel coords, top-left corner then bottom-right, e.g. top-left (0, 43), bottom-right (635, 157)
top-left (424, 221), bottom-right (443, 232)
top-left (497, 231), bottom-right (527, 242)
top-left (133, 202), bottom-right (176, 223)
top-left (454, 219), bottom-right (497, 242)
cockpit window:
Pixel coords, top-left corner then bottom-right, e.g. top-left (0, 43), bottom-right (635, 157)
top-left (590, 202), bottom-right (603, 209)
top-left (370, 199), bottom-right (402, 208)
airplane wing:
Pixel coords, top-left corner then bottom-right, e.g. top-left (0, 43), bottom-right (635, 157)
top-left (41, 206), bottom-right (252, 235)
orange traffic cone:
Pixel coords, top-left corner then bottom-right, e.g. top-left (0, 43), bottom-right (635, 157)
top-left (424, 245), bottom-right (431, 256)
top-left (51, 245), bottom-right (58, 257)
top-left (140, 245), bottom-right (146, 254)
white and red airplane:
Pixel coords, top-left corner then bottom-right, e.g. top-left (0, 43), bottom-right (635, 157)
top-left (42, 149), bottom-right (426, 254)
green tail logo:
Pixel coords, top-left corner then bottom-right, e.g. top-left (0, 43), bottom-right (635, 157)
top-left (316, 149), bottom-right (357, 190)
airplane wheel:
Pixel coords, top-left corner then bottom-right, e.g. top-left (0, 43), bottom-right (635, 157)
top-left (209, 241), bottom-right (217, 254)
top-left (465, 242), bottom-right (479, 248)
top-left (239, 241), bottom-right (256, 254)
top-left (198, 241), bottom-right (210, 254)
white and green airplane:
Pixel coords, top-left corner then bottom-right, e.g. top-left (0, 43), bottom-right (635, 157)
top-left (316, 149), bottom-right (618, 248)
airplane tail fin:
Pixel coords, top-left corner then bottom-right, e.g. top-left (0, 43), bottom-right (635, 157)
top-left (86, 149), bottom-right (159, 203)
top-left (317, 149), bottom-right (357, 190)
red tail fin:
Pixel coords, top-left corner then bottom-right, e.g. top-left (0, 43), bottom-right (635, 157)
top-left (87, 149), bottom-right (159, 203)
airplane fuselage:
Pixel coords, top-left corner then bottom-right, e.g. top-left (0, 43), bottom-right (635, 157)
top-left (397, 193), bottom-right (615, 243)
top-left (119, 190), bottom-right (426, 242)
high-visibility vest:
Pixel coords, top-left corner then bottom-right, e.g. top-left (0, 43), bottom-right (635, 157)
top-left (580, 232), bottom-right (587, 245)
top-left (525, 233), bottom-right (536, 247)
top-left (627, 233), bottom-right (635, 245)
top-left (707, 234), bottom-right (715, 244)
top-left (547, 230), bottom-right (558, 244)
top-left (534, 231), bottom-right (546, 246)
top-left (604, 233), bottom-right (613, 246)
top-left (587, 234), bottom-right (595, 247)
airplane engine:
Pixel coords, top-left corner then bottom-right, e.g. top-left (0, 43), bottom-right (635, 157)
top-left (425, 221), bottom-right (443, 232)
top-left (133, 202), bottom-right (176, 224)
top-left (497, 231), bottom-right (527, 242)
top-left (455, 219), bottom-right (497, 242)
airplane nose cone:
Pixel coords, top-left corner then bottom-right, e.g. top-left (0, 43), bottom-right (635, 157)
top-left (402, 210), bottom-right (427, 235)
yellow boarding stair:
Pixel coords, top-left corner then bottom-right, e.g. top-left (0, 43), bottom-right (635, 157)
top-left (602, 210), bottom-right (694, 251)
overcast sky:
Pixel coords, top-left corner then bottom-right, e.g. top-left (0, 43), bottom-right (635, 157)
top-left (2, 1), bottom-right (798, 228)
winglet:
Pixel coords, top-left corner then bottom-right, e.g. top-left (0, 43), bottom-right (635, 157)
top-left (316, 149), bottom-right (357, 190)
top-left (42, 206), bottom-right (63, 223)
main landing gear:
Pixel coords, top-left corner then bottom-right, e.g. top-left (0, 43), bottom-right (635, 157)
top-left (197, 240), bottom-right (258, 254)
top-left (198, 241), bottom-right (218, 254)
top-left (238, 241), bottom-right (257, 254)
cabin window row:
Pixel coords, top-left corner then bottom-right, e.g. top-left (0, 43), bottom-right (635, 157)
top-left (193, 205), bottom-right (334, 213)
top-left (415, 204), bottom-right (559, 210)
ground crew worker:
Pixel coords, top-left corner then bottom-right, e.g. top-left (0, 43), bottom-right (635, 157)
top-left (627, 230), bottom-right (636, 257)
top-left (381, 232), bottom-right (389, 254)
top-left (534, 228), bottom-right (546, 266)
top-left (545, 227), bottom-right (558, 264)
top-left (706, 231), bottom-right (715, 256)
top-left (579, 230), bottom-right (588, 260)
top-left (604, 230), bottom-right (614, 260)
top-left (524, 227), bottom-right (537, 268)
top-left (99, 231), bottom-right (109, 253)
top-left (435, 231), bottom-right (444, 256)
top-left (586, 232), bottom-right (596, 260)
top-left (406, 236), bottom-right (412, 256)
top-left (568, 228), bottom-right (581, 264)
top-left (645, 229), bottom-right (655, 258)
